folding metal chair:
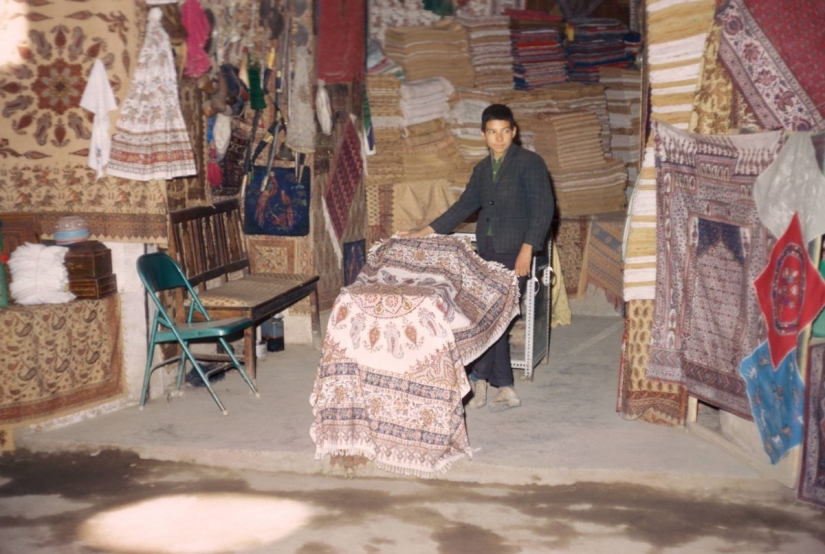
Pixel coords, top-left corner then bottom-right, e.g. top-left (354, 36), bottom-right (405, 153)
top-left (137, 252), bottom-right (259, 415)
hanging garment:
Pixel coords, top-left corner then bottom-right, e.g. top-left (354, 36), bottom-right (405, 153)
top-left (79, 59), bottom-right (118, 181)
top-left (107, 7), bottom-right (197, 181)
top-left (181, 0), bottom-right (212, 78)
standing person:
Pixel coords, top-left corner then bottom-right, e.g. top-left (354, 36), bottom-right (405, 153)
top-left (399, 104), bottom-right (554, 412)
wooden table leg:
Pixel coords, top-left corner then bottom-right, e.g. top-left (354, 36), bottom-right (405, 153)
top-left (244, 327), bottom-right (257, 382)
top-left (310, 286), bottom-right (322, 350)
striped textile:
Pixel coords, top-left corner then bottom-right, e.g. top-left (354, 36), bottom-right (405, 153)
top-left (623, 0), bottom-right (716, 301)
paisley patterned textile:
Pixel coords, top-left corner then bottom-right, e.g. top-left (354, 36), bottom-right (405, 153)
top-left (647, 121), bottom-right (783, 418)
top-left (311, 236), bottom-right (520, 476)
top-left (0, 0), bottom-right (169, 244)
top-left (0, 296), bottom-right (124, 451)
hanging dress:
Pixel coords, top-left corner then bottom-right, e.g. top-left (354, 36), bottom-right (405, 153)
top-left (107, 7), bottom-right (197, 181)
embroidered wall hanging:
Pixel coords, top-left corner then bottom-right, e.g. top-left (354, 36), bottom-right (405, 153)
top-left (243, 165), bottom-right (311, 237)
top-left (323, 118), bottom-right (364, 261)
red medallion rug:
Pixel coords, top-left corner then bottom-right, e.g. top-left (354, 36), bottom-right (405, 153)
top-left (323, 118), bottom-right (364, 262)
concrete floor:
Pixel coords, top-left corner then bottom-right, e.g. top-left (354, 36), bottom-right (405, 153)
top-left (2, 449), bottom-right (824, 554)
top-left (5, 315), bottom-right (825, 553)
top-left (16, 316), bottom-right (774, 490)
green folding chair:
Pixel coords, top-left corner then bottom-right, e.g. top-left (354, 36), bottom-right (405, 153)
top-left (137, 252), bottom-right (259, 415)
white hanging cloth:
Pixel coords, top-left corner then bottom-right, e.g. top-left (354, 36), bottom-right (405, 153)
top-left (79, 59), bottom-right (117, 180)
top-left (753, 132), bottom-right (825, 243)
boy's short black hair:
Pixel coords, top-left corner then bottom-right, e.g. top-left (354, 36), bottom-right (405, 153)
top-left (481, 104), bottom-right (516, 131)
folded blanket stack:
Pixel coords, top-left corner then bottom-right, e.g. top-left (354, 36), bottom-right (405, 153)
top-left (457, 13), bottom-right (514, 93)
top-left (366, 74), bottom-right (405, 184)
top-left (567, 18), bottom-right (635, 83)
top-left (505, 9), bottom-right (567, 90)
top-left (530, 110), bottom-right (626, 218)
top-left (447, 89), bottom-right (496, 163)
top-left (401, 118), bottom-right (470, 186)
top-left (384, 20), bottom-right (475, 88)
top-left (501, 83), bottom-right (611, 156)
top-left (367, 38), bottom-right (405, 79)
top-left (599, 67), bottom-right (642, 187)
top-left (399, 76), bottom-right (454, 128)
top-left (365, 74), bottom-right (405, 245)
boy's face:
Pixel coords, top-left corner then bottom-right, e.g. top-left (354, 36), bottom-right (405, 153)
top-left (482, 119), bottom-right (517, 157)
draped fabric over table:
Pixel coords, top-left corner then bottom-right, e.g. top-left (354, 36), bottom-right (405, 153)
top-left (647, 121), bottom-right (784, 418)
top-left (0, 296), bottom-right (124, 451)
top-left (311, 236), bottom-right (520, 477)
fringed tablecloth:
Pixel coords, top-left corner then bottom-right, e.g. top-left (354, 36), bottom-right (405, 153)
top-left (0, 295), bottom-right (124, 451)
top-left (311, 235), bottom-right (520, 477)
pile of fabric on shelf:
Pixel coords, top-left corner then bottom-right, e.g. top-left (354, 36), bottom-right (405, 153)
top-left (532, 110), bottom-right (626, 217)
top-left (447, 88), bottom-right (496, 163)
top-left (366, 37), bottom-right (405, 78)
top-left (384, 19), bottom-right (475, 87)
top-left (364, 75), bottom-right (471, 246)
top-left (566, 18), bottom-right (635, 83)
top-left (505, 8), bottom-right (567, 90)
top-left (599, 67), bottom-right (642, 187)
top-left (501, 83), bottom-right (611, 156)
top-left (364, 74), bottom-right (404, 245)
top-left (456, 13), bottom-right (514, 93)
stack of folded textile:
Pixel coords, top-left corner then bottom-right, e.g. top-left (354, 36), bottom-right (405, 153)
top-left (505, 9), bottom-right (567, 90)
top-left (530, 110), bottom-right (627, 218)
top-left (365, 74), bottom-right (405, 245)
top-left (456, 13), bottom-right (514, 93)
top-left (501, 83), bottom-right (611, 156)
top-left (566, 18), bottom-right (635, 83)
top-left (401, 119), bottom-right (470, 186)
top-left (367, 38), bottom-right (405, 79)
top-left (599, 67), bottom-right (642, 187)
top-left (384, 20), bottom-right (475, 88)
top-left (447, 89), bottom-right (496, 163)
top-left (399, 77), bottom-right (454, 128)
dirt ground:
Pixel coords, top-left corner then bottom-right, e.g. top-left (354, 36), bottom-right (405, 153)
top-left (1, 449), bottom-right (823, 553)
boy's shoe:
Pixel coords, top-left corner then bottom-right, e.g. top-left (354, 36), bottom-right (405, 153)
top-left (488, 386), bottom-right (521, 412)
top-left (467, 379), bottom-right (487, 409)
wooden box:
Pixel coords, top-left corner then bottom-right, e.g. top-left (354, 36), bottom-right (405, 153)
top-left (69, 273), bottom-right (117, 299)
top-left (65, 241), bottom-right (112, 279)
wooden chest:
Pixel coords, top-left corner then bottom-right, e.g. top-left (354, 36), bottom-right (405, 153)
top-left (65, 241), bottom-right (112, 279)
top-left (69, 273), bottom-right (117, 299)
top-left (64, 241), bottom-right (116, 299)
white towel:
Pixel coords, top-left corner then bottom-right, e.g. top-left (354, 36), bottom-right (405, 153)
top-left (80, 59), bottom-right (118, 180)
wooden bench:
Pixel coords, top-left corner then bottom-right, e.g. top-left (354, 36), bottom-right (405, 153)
top-left (167, 199), bottom-right (321, 381)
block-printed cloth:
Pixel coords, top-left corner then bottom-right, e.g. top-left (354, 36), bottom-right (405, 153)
top-left (717, 0), bottom-right (824, 132)
top-left (648, 121), bottom-right (783, 418)
top-left (107, 8), bottom-right (197, 181)
top-left (800, 343), bottom-right (825, 508)
top-left (0, 0), bottom-right (168, 244)
top-left (311, 236), bottom-right (520, 477)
